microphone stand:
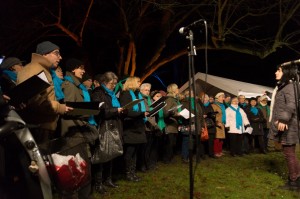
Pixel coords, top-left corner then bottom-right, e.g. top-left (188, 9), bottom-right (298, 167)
top-left (185, 29), bottom-right (200, 199)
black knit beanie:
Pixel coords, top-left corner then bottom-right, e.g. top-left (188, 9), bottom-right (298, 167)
top-left (36, 41), bottom-right (59, 55)
top-left (66, 58), bottom-right (84, 72)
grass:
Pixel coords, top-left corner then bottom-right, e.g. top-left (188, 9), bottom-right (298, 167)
top-left (95, 150), bottom-right (300, 199)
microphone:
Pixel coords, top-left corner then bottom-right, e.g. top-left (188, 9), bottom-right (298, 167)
top-left (281, 59), bottom-right (300, 66)
top-left (179, 19), bottom-right (206, 35)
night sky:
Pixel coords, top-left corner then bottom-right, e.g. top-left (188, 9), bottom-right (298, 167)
top-left (1, 1), bottom-right (300, 92)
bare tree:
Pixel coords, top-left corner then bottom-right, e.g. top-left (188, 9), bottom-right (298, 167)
top-left (1, 0), bottom-right (300, 82)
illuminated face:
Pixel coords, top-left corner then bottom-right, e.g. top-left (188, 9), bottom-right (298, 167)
top-left (55, 67), bottom-right (64, 79)
top-left (104, 79), bottom-right (117, 91)
top-left (153, 93), bottom-right (162, 101)
top-left (73, 65), bottom-right (85, 79)
top-left (140, 86), bottom-right (151, 96)
top-left (44, 50), bottom-right (62, 68)
top-left (275, 67), bottom-right (283, 81)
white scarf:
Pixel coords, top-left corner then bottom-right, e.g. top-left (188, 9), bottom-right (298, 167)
top-left (269, 86), bottom-right (278, 122)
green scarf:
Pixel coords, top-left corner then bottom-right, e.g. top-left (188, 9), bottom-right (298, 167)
top-left (157, 109), bottom-right (166, 130)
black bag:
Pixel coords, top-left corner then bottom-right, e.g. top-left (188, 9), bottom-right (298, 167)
top-left (205, 118), bottom-right (215, 129)
top-left (91, 121), bottom-right (123, 164)
top-left (74, 120), bottom-right (99, 144)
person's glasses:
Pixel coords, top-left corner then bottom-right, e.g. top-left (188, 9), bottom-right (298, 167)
top-left (51, 51), bottom-right (61, 57)
top-left (107, 82), bottom-right (117, 86)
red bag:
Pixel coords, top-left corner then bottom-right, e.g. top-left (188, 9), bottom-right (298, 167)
top-left (201, 123), bottom-right (209, 141)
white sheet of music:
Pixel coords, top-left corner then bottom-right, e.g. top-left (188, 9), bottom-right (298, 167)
top-left (179, 108), bottom-right (195, 119)
top-left (37, 71), bottom-right (49, 83)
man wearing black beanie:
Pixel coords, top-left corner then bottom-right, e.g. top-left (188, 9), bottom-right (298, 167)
top-left (15, 41), bottom-right (73, 198)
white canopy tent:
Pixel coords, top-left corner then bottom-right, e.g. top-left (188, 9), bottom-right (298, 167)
top-left (179, 72), bottom-right (274, 99)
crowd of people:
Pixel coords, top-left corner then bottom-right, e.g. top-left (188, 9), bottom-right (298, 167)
top-left (0, 40), bottom-right (300, 198)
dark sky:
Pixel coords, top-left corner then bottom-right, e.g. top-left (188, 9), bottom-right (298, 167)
top-left (1, 1), bottom-right (299, 92)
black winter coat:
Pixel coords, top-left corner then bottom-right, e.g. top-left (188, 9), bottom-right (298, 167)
top-left (91, 86), bottom-right (123, 140)
top-left (119, 90), bottom-right (147, 144)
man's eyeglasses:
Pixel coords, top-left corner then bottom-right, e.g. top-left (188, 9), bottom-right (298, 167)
top-left (51, 51), bottom-right (61, 57)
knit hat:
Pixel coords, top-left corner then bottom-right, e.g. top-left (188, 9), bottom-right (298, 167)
top-left (0, 57), bottom-right (23, 70)
top-left (93, 73), bottom-right (104, 84)
top-left (260, 95), bottom-right (268, 101)
top-left (36, 41), bottom-right (59, 55)
top-left (151, 90), bottom-right (161, 99)
top-left (65, 58), bottom-right (84, 72)
top-left (215, 92), bottom-right (225, 99)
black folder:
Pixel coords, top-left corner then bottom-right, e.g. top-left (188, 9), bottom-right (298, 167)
top-left (65, 102), bottom-right (104, 115)
top-left (148, 101), bottom-right (167, 117)
top-left (7, 72), bottom-right (50, 106)
top-left (150, 96), bottom-right (166, 108)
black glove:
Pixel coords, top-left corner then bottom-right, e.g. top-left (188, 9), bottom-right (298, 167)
top-left (244, 124), bottom-right (251, 129)
top-left (169, 110), bottom-right (176, 116)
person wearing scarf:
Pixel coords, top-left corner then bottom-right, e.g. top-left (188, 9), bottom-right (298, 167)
top-left (225, 97), bottom-right (250, 157)
top-left (257, 95), bottom-right (271, 151)
top-left (0, 57), bottom-right (24, 95)
top-left (211, 92), bottom-right (226, 157)
top-left (90, 71), bottom-right (124, 194)
top-left (119, 76), bottom-right (148, 182)
top-left (60, 58), bottom-right (96, 199)
top-left (245, 98), bottom-right (266, 154)
top-left (139, 83), bottom-right (161, 171)
top-left (50, 66), bottom-right (65, 102)
top-left (201, 94), bottom-right (217, 158)
top-left (161, 83), bottom-right (182, 164)
top-left (180, 90), bottom-right (205, 163)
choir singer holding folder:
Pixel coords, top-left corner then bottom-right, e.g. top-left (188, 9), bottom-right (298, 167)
top-left (119, 76), bottom-right (149, 182)
top-left (17, 41), bottom-right (73, 144)
top-left (16, 41), bottom-right (73, 199)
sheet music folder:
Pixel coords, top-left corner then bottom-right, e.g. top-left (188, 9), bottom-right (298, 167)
top-left (122, 99), bottom-right (143, 109)
top-left (7, 72), bottom-right (50, 106)
top-left (65, 102), bottom-right (103, 115)
top-left (148, 101), bottom-right (166, 117)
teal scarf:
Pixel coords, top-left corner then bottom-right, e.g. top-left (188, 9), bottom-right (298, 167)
top-left (204, 102), bottom-right (210, 107)
top-left (250, 107), bottom-right (258, 116)
top-left (64, 75), bottom-right (97, 126)
top-left (186, 97), bottom-right (195, 110)
top-left (229, 105), bottom-right (242, 130)
top-left (2, 70), bottom-right (17, 82)
top-left (157, 109), bottom-right (166, 130)
top-left (101, 84), bottom-right (120, 108)
top-left (129, 89), bottom-right (146, 112)
top-left (50, 69), bottom-right (64, 101)
top-left (215, 102), bottom-right (226, 124)
top-left (141, 93), bottom-right (153, 111)
top-left (258, 104), bottom-right (270, 117)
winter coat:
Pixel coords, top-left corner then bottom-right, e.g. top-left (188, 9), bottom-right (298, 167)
top-left (201, 103), bottom-right (217, 135)
top-left (269, 82), bottom-right (299, 145)
top-left (91, 86), bottom-right (123, 140)
top-left (245, 106), bottom-right (265, 136)
top-left (17, 53), bottom-right (66, 131)
top-left (119, 90), bottom-right (147, 144)
top-left (180, 97), bottom-right (204, 134)
top-left (211, 103), bottom-right (225, 139)
top-left (257, 103), bottom-right (271, 129)
top-left (225, 105), bottom-right (250, 134)
top-left (163, 95), bottom-right (181, 134)
top-left (60, 71), bottom-right (89, 136)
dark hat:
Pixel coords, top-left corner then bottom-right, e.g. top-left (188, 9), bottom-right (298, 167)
top-left (82, 73), bottom-right (92, 82)
top-left (0, 57), bottom-right (23, 70)
top-left (65, 58), bottom-right (84, 72)
top-left (151, 90), bottom-right (161, 99)
top-left (36, 41), bottom-right (59, 55)
top-left (93, 73), bottom-right (103, 83)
